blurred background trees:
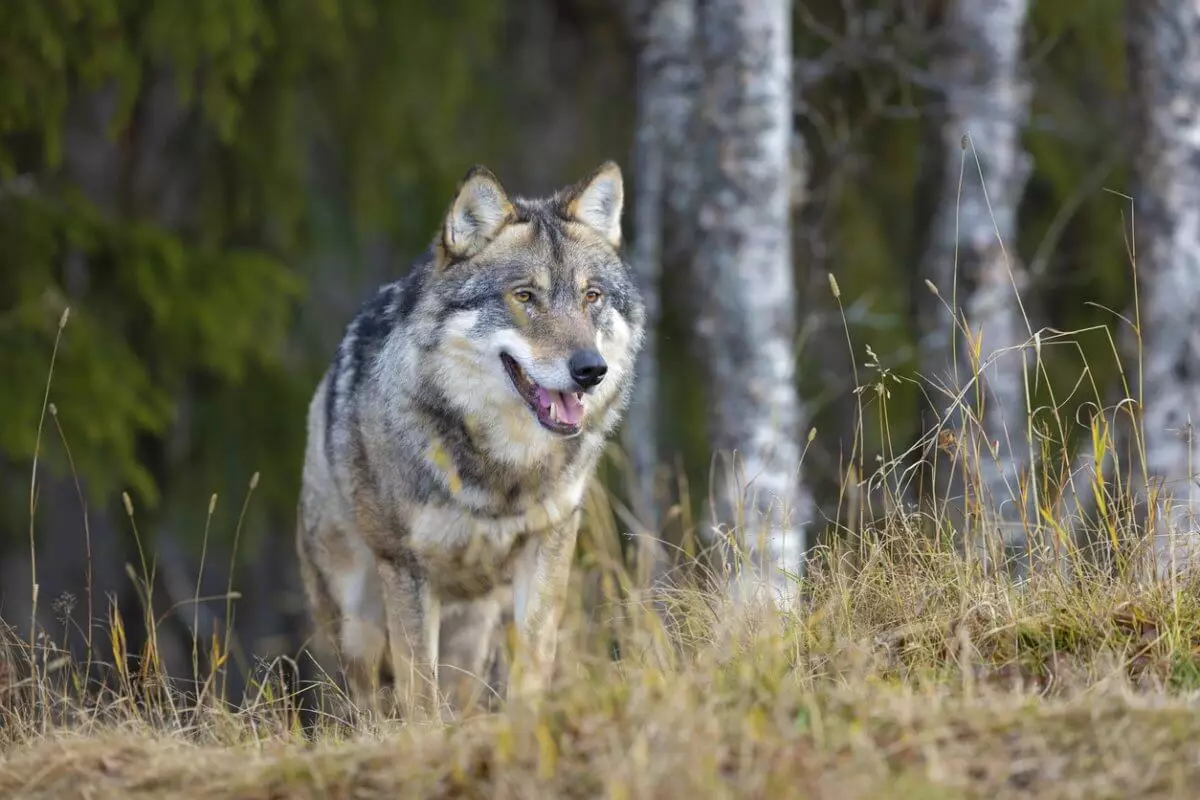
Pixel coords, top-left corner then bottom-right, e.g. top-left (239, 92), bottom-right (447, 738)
top-left (2, 0), bottom-right (1181, 696)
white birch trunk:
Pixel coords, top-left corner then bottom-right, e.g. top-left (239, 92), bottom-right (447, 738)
top-left (690, 0), bottom-right (813, 606)
top-left (1126, 0), bottom-right (1200, 577)
top-left (917, 0), bottom-right (1034, 566)
top-left (622, 0), bottom-right (697, 586)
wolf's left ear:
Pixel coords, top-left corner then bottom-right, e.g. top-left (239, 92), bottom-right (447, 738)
top-left (565, 161), bottom-right (624, 249)
top-left (442, 166), bottom-right (514, 262)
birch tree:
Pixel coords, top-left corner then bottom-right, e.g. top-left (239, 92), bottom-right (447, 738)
top-left (1122, 0), bottom-right (1200, 576)
top-left (689, 0), bottom-right (813, 605)
top-left (917, 0), bottom-right (1035, 566)
top-left (622, 0), bottom-right (697, 585)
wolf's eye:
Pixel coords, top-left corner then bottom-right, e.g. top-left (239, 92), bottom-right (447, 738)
top-left (584, 288), bottom-right (603, 305)
top-left (512, 289), bottom-right (534, 304)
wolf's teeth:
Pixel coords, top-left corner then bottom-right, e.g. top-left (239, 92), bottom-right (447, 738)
top-left (549, 402), bottom-right (559, 423)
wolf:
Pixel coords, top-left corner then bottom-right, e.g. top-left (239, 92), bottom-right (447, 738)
top-left (296, 161), bottom-right (644, 718)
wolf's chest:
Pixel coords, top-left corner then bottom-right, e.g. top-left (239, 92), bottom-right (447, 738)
top-left (405, 481), bottom-right (583, 599)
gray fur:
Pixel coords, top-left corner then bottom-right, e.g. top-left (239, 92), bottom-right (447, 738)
top-left (297, 162), bottom-right (644, 718)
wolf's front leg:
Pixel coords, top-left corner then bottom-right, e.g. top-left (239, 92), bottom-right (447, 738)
top-left (510, 511), bottom-right (581, 702)
top-left (377, 556), bottom-right (441, 721)
top-left (438, 594), bottom-right (505, 715)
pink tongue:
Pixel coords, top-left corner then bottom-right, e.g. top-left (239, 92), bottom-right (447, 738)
top-left (535, 387), bottom-right (584, 426)
top-left (557, 391), bottom-right (584, 425)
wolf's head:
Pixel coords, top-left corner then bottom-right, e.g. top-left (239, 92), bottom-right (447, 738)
top-left (418, 162), bottom-right (645, 446)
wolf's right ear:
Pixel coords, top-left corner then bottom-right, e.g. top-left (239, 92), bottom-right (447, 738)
top-left (441, 166), bottom-right (514, 263)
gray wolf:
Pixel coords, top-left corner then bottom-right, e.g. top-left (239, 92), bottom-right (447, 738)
top-left (296, 162), bottom-right (645, 718)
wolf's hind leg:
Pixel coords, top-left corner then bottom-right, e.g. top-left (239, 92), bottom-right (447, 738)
top-left (297, 520), bottom-right (373, 717)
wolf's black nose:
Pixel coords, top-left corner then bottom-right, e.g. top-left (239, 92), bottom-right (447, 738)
top-left (569, 349), bottom-right (608, 389)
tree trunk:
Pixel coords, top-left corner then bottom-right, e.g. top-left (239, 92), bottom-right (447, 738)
top-left (916, 0), bottom-right (1034, 569)
top-left (622, 0), bottom-right (697, 587)
top-left (690, 0), bottom-right (812, 606)
top-left (1125, 0), bottom-right (1200, 577)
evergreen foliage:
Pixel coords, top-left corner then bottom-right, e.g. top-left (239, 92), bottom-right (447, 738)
top-left (0, 0), bottom-right (504, 544)
top-left (0, 0), bottom-right (1140, 556)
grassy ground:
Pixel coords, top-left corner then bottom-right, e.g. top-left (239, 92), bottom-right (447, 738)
top-left (5, 517), bottom-right (1200, 800)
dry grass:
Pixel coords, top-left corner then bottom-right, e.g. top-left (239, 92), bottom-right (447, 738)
top-left (5, 516), bottom-right (1200, 800)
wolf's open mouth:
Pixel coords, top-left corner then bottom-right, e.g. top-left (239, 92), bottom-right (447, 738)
top-left (500, 353), bottom-right (585, 436)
